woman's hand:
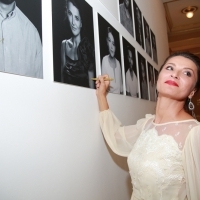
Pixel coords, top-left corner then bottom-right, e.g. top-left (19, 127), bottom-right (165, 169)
top-left (95, 75), bottom-right (110, 111)
top-left (96, 75), bottom-right (110, 97)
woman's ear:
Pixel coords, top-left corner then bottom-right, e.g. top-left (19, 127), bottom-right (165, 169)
top-left (188, 89), bottom-right (196, 99)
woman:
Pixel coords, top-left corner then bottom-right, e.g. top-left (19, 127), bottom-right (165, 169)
top-left (61, 0), bottom-right (95, 88)
top-left (96, 52), bottom-right (200, 200)
top-left (102, 27), bottom-right (123, 94)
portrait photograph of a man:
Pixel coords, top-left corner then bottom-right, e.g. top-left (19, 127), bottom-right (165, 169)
top-left (122, 37), bottom-right (138, 98)
top-left (133, 1), bottom-right (144, 49)
top-left (138, 52), bottom-right (148, 100)
top-left (0, 0), bottom-right (43, 78)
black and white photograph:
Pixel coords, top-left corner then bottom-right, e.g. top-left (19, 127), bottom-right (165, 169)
top-left (52, 0), bottom-right (96, 88)
top-left (143, 17), bottom-right (152, 57)
top-left (138, 52), bottom-right (148, 100)
top-left (122, 37), bottom-right (138, 97)
top-left (119, 0), bottom-right (134, 37)
top-left (133, 1), bottom-right (144, 49)
top-left (98, 14), bottom-right (123, 95)
top-left (154, 68), bottom-right (158, 98)
top-left (150, 30), bottom-right (158, 64)
top-left (147, 62), bottom-right (156, 101)
top-left (0, 0), bottom-right (43, 78)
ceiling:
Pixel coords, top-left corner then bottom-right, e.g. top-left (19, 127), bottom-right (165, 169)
top-left (162, 0), bottom-right (200, 58)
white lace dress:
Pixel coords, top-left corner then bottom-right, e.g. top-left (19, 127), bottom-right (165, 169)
top-left (99, 109), bottom-right (200, 200)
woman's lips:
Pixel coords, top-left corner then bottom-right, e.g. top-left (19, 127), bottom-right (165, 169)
top-left (71, 26), bottom-right (76, 31)
top-left (165, 80), bottom-right (179, 87)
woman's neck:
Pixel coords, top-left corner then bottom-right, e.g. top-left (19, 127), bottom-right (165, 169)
top-left (155, 95), bottom-right (191, 123)
top-left (72, 34), bottom-right (81, 47)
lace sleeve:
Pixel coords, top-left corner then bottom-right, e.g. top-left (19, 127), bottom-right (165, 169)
top-left (183, 125), bottom-right (200, 200)
top-left (99, 109), bottom-right (151, 157)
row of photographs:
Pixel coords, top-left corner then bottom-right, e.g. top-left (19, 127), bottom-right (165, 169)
top-left (0, 0), bottom-right (158, 101)
top-left (52, 0), bottom-right (159, 101)
top-left (119, 0), bottom-right (158, 64)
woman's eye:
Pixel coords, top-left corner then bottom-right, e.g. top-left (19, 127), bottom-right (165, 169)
top-left (166, 66), bottom-right (173, 70)
top-left (184, 71), bottom-right (192, 77)
top-left (75, 16), bottom-right (80, 21)
top-left (67, 10), bottom-right (72, 16)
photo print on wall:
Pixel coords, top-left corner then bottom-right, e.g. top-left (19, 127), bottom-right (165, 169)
top-left (133, 1), bottom-right (144, 49)
top-left (52, 0), bottom-right (96, 89)
top-left (143, 17), bottom-right (152, 58)
top-left (147, 62), bottom-right (156, 101)
top-left (0, 0), bottom-right (43, 79)
top-left (150, 30), bottom-right (158, 64)
top-left (137, 52), bottom-right (148, 100)
top-left (154, 68), bottom-right (158, 98)
top-left (98, 14), bottom-right (123, 95)
top-left (119, 0), bottom-right (134, 37)
top-left (122, 37), bottom-right (138, 98)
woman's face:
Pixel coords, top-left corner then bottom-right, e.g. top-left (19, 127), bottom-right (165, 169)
top-left (157, 56), bottom-right (198, 100)
top-left (107, 32), bottom-right (116, 58)
top-left (67, 2), bottom-right (82, 36)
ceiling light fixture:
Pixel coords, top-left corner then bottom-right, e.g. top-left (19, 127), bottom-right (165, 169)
top-left (181, 6), bottom-right (198, 18)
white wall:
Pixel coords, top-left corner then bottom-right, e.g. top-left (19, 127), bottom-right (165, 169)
top-left (0, 0), bottom-right (169, 199)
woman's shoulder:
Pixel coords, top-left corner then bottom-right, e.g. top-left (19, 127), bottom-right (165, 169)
top-left (102, 55), bottom-right (109, 62)
top-left (62, 39), bottom-right (73, 48)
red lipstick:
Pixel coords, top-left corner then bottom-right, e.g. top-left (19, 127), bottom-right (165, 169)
top-left (165, 80), bottom-right (179, 87)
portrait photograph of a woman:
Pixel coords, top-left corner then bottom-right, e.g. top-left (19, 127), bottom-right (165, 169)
top-left (147, 62), bottom-right (156, 101)
top-left (150, 30), bottom-right (158, 64)
top-left (138, 52), bottom-right (148, 100)
top-left (143, 17), bottom-right (152, 58)
top-left (122, 37), bottom-right (138, 98)
top-left (52, 0), bottom-right (96, 88)
top-left (133, 1), bottom-right (144, 49)
top-left (98, 14), bottom-right (123, 94)
top-left (119, 0), bottom-right (134, 37)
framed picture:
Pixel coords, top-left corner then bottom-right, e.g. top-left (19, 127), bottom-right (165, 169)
top-left (154, 68), bottom-right (158, 99)
top-left (98, 14), bottom-right (123, 95)
top-left (143, 17), bottom-right (152, 57)
top-left (147, 62), bottom-right (156, 101)
top-left (133, 1), bottom-right (144, 49)
top-left (119, 0), bottom-right (134, 37)
top-left (122, 37), bottom-right (138, 97)
top-left (150, 30), bottom-right (158, 64)
top-left (138, 52), bottom-right (148, 100)
top-left (0, 0), bottom-right (43, 79)
top-left (52, 0), bottom-right (96, 89)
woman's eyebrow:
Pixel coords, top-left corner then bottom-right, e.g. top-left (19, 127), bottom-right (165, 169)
top-left (166, 62), bottom-right (176, 66)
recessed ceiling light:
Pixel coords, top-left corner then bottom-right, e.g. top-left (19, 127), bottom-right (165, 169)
top-left (181, 6), bottom-right (198, 19)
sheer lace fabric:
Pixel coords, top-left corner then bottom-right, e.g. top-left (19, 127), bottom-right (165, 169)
top-left (128, 118), bottom-right (198, 200)
top-left (99, 109), bottom-right (200, 200)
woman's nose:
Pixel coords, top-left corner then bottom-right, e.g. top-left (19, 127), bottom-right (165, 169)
top-left (170, 73), bottom-right (179, 79)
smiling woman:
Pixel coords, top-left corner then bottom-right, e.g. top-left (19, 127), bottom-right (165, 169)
top-left (95, 52), bottom-right (200, 200)
top-left (59, 0), bottom-right (95, 88)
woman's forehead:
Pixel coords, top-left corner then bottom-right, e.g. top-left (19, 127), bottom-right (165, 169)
top-left (166, 56), bottom-right (197, 69)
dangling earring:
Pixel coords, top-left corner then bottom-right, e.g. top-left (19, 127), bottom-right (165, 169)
top-left (188, 98), bottom-right (196, 118)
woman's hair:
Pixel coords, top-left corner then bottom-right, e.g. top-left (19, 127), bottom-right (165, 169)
top-left (107, 27), bottom-right (113, 38)
top-left (159, 52), bottom-right (200, 91)
top-left (64, 0), bottom-right (84, 36)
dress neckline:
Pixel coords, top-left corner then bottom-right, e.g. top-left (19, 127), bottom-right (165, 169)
top-left (152, 118), bottom-right (198, 126)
